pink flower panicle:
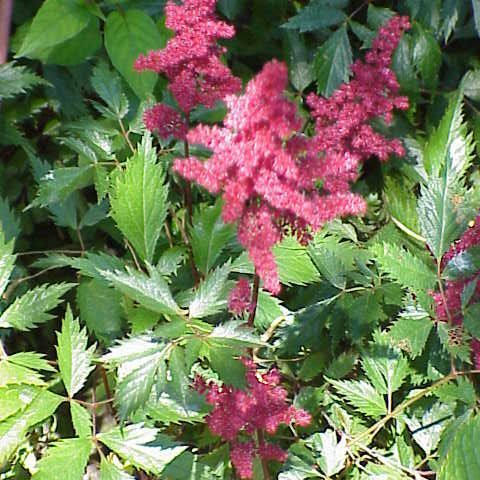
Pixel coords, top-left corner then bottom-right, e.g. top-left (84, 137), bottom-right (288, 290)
top-left (143, 104), bottom-right (188, 140)
top-left (174, 16), bottom-right (409, 294)
top-left (228, 278), bottom-right (252, 315)
top-left (196, 358), bottom-right (311, 479)
top-left (135, 0), bottom-right (241, 114)
top-left (432, 216), bottom-right (480, 367)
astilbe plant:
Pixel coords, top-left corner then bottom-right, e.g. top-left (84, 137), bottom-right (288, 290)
top-left (174, 15), bottom-right (410, 294)
top-left (432, 215), bottom-right (480, 366)
top-left (134, 0), bottom-right (242, 132)
top-left (195, 358), bottom-right (311, 479)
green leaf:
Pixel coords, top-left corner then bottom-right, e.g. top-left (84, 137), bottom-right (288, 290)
top-left (464, 303), bottom-right (480, 338)
top-left (97, 424), bottom-right (187, 475)
top-left (370, 242), bottom-right (436, 292)
top-left (308, 245), bottom-right (348, 290)
top-left (189, 263), bottom-right (231, 319)
top-left (100, 458), bottom-right (135, 480)
top-left (157, 247), bottom-right (187, 277)
top-left (70, 401), bottom-right (92, 438)
top-left (190, 202), bottom-right (235, 274)
top-left (284, 30), bottom-right (313, 92)
top-left (56, 307), bottom-right (95, 397)
top-left (208, 346), bottom-right (246, 388)
top-left (110, 135), bottom-right (168, 263)
top-left (7, 352), bottom-right (56, 372)
top-left (0, 385), bottom-right (39, 422)
top-left (0, 360), bottom-right (44, 387)
top-left (105, 10), bottom-right (163, 98)
top-left (0, 389), bottom-right (63, 463)
top-left (33, 166), bottom-right (94, 207)
top-left (77, 278), bottom-right (124, 344)
top-left (0, 236), bottom-right (16, 299)
top-left (443, 246), bottom-right (480, 280)
top-left (0, 283), bottom-right (74, 331)
top-left (463, 69), bottom-right (480, 102)
top-left (208, 320), bottom-right (265, 349)
top-left (418, 91), bottom-right (475, 259)
top-left (0, 197), bottom-right (20, 243)
top-left (101, 265), bottom-right (182, 316)
top-left (412, 23), bottom-right (442, 90)
top-left (388, 317), bottom-right (433, 358)
top-left (313, 26), bottom-right (352, 97)
top-left (0, 62), bottom-right (46, 100)
top-left (17, 0), bottom-right (91, 58)
top-left (91, 61), bottom-right (129, 119)
top-left (329, 379), bottom-right (387, 418)
top-left (282, 2), bottom-right (347, 32)
top-left (307, 430), bottom-right (347, 477)
top-left (405, 402), bottom-right (453, 455)
top-left (32, 438), bottom-right (92, 480)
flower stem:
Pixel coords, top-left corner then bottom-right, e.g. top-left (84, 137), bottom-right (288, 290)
top-left (248, 273), bottom-right (260, 328)
top-left (257, 429), bottom-right (271, 480)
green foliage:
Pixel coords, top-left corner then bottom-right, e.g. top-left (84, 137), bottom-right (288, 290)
top-left (110, 135), bottom-right (169, 263)
top-left (0, 63), bottom-right (46, 100)
top-left (282, 1), bottom-right (347, 33)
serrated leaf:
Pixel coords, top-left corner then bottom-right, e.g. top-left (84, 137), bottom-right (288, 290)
top-left (0, 197), bottom-right (20, 242)
top-left (56, 308), bottom-right (95, 397)
top-left (110, 135), bottom-right (168, 263)
top-left (329, 379), bottom-right (387, 418)
top-left (91, 61), bottom-right (128, 119)
top-left (388, 317), bottom-right (433, 358)
top-left (100, 457), bottom-right (135, 480)
top-left (77, 278), bottom-right (124, 344)
top-left (101, 265), bottom-right (181, 316)
top-left (0, 385), bottom-right (39, 422)
top-left (190, 202), bottom-right (235, 274)
top-left (284, 30), bottom-right (313, 92)
top-left (208, 346), bottom-right (246, 388)
top-left (79, 200), bottom-right (109, 228)
top-left (32, 438), bottom-right (92, 480)
top-left (313, 26), bottom-right (352, 97)
top-left (97, 424), bottom-right (187, 475)
top-left (362, 342), bottom-right (409, 396)
top-left (282, 2), bottom-right (347, 32)
top-left (405, 402), bottom-right (453, 455)
top-left (208, 320), bottom-right (265, 349)
top-left (33, 166), bottom-right (93, 207)
top-left (0, 236), bottom-right (16, 298)
top-left (0, 389), bottom-right (63, 463)
top-left (157, 247), bottom-right (187, 277)
top-left (105, 10), bottom-right (163, 98)
top-left (7, 352), bottom-right (56, 372)
top-left (412, 23), bottom-right (442, 90)
top-left (308, 430), bottom-right (347, 476)
top-left (188, 263), bottom-right (231, 318)
top-left (418, 91), bottom-right (474, 259)
top-left (0, 283), bottom-right (74, 331)
top-left (308, 244), bottom-right (348, 289)
top-left (0, 360), bottom-right (45, 387)
top-left (17, 0), bottom-right (90, 58)
top-left (464, 303), bottom-right (480, 338)
top-left (70, 401), bottom-right (92, 438)
top-left (370, 242), bottom-right (436, 292)
top-left (0, 62), bottom-right (46, 100)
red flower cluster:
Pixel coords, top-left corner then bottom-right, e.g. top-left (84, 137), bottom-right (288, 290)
top-left (432, 216), bottom-right (480, 367)
top-left (143, 104), bottom-right (188, 140)
top-left (195, 358), bottom-right (311, 479)
top-left (174, 16), bottom-right (409, 293)
top-left (135, 0), bottom-right (241, 138)
top-left (228, 278), bottom-right (252, 315)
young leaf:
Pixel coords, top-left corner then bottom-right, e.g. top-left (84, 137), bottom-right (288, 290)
top-left (370, 242), bottom-right (436, 292)
top-left (188, 262), bottom-right (231, 318)
top-left (100, 457), bottom-right (135, 480)
top-left (329, 379), bottom-right (387, 418)
top-left (110, 135), bottom-right (169, 263)
top-left (97, 424), bottom-right (187, 475)
top-left (0, 283), bottom-right (74, 331)
top-left (31, 438), bottom-right (93, 480)
top-left (0, 63), bottom-right (46, 100)
top-left (101, 265), bottom-right (182, 316)
top-left (104, 10), bottom-right (164, 98)
top-left (56, 308), bottom-right (95, 397)
top-left (70, 402), bottom-right (92, 438)
top-left (190, 202), bottom-right (235, 274)
top-left (313, 26), bottom-right (352, 97)
top-left (77, 278), bottom-right (124, 344)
